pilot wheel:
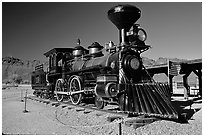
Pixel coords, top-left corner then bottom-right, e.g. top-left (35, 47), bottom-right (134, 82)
top-left (95, 95), bottom-right (104, 109)
top-left (118, 93), bottom-right (129, 111)
top-left (69, 76), bottom-right (83, 105)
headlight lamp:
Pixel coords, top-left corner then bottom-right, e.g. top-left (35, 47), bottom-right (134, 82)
top-left (123, 55), bottom-right (141, 71)
top-left (137, 28), bottom-right (147, 42)
top-left (130, 58), bottom-right (140, 70)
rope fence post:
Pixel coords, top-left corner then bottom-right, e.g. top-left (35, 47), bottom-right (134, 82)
top-left (117, 118), bottom-right (123, 135)
top-left (20, 90), bottom-right (24, 102)
top-left (23, 90), bottom-right (28, 113)
top-left (119, 121), bottom-right (122, 135)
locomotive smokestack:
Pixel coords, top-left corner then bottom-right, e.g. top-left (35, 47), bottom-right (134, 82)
top-left (108, 5), bottom-right (141, 44)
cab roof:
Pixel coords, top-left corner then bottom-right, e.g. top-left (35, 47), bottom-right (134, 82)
top-left (44, 48), bottom-right (74, 57)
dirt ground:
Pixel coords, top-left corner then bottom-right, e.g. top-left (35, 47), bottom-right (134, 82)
top-left (1, 85), bottom-right (202, 135)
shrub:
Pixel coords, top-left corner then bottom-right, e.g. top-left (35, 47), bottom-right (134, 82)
top-left (11, 74), bottom-right (22, 84)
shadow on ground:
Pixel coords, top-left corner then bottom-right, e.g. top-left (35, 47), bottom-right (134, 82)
top-left (171, 97), bottom-right (202, 123)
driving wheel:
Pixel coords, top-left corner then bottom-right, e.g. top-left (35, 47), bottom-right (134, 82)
top-left (55, 79), bottom-right (64, 102)
top-left (69, 76), bottom-right (83, 105)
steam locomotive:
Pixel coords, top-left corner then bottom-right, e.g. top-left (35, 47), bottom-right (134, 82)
top-left (32, 5), bottom-right (177, 118)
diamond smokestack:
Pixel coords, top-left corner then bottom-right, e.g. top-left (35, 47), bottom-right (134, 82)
top-left (108, 5), bottom-right (141, 44)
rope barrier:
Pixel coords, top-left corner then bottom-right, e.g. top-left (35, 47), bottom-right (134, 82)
top-left (26, 95), bottom-right (159, 135)
top-left (54, 107), bottom-right (125, 135)
top-left (54, 107), bottom-right (155, 135)
top-left (55, 107), bottom-right (123, 128)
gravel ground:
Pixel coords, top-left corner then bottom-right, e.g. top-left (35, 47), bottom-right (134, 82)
top-left (2, 85), bottom-right (202, 135)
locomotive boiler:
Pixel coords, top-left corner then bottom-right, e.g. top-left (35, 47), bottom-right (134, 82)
top-left (32, 4), bottom-right (178, 119)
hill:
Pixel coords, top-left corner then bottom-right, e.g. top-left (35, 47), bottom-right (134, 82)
top-left (2, 56), bottom-right (48, 84)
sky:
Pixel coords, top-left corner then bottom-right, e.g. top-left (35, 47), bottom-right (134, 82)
top-left (2, 2), bottom-right (202, 61)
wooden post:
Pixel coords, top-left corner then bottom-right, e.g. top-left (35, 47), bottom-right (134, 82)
top-left (198, 69), bottom-right (202, 97)
top-left (183, 75), bottom-right (188, 100)
top-left (167, 60), bottom-right (174, 95)
top-left (193, 69), bottom-right (202, 97)
top-left (183, 73), bottom-right (190, 100)
top-left (168, 75), bottom-right (174, 95)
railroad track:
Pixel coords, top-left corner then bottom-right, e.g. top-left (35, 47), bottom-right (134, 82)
top-left (27, 95), bottom-right (129, 117)
top-left (27, 95), bottom-right (161, 130)
top-left (27, 95), bottom-right (179, 121)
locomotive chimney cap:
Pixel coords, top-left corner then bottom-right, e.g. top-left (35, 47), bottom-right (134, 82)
top-left (88, 42), bottom-right (103, 49)
top-left (108, 4), bottom-right (141, 30)
top-left (74, 45), bottom-right (85, 50)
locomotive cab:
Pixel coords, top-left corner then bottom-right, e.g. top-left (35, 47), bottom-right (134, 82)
top-left (44, 48), bottom-right (74, 74)
top-left (43, 48), bottom-right (74, 95)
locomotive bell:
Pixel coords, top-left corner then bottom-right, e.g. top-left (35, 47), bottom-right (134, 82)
top-left (88, 42), bottom-right (103, 57)
top-left (108, 5), bottom-right (141, 44)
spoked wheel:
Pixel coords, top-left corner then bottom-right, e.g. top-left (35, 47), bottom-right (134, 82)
top-left (55, 79), bottom-right (64, 102)
top-left (69, 76), bottom-right (83, 105)
top-left (95, 96), bottom-right (104, 109)
top-left (118, 94), bottom-right (128, 111)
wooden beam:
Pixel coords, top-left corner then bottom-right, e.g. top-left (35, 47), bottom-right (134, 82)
top-left (168, 75), bottom-right (174, 94)
top-left (193, 70), bottom-right (199, 76)
top-left (198, 69), bottom-right (202, 97)
top-left (182, 71), bottom-right (191, 100)
top-left (192, 69), bottom-right (202, 97)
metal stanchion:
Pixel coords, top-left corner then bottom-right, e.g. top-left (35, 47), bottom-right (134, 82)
top-left (20, 90), bottom-right (24, 102)
top-left (118, 118), bottom-right (123, 135)
top-left (23, 90), bottom-right (28, 113)
top-left (119, 122), bottom-right (122, 135)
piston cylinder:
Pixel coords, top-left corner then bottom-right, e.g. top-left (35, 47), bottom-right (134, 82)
top-left (95, 75), bottom-right (118, 98)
